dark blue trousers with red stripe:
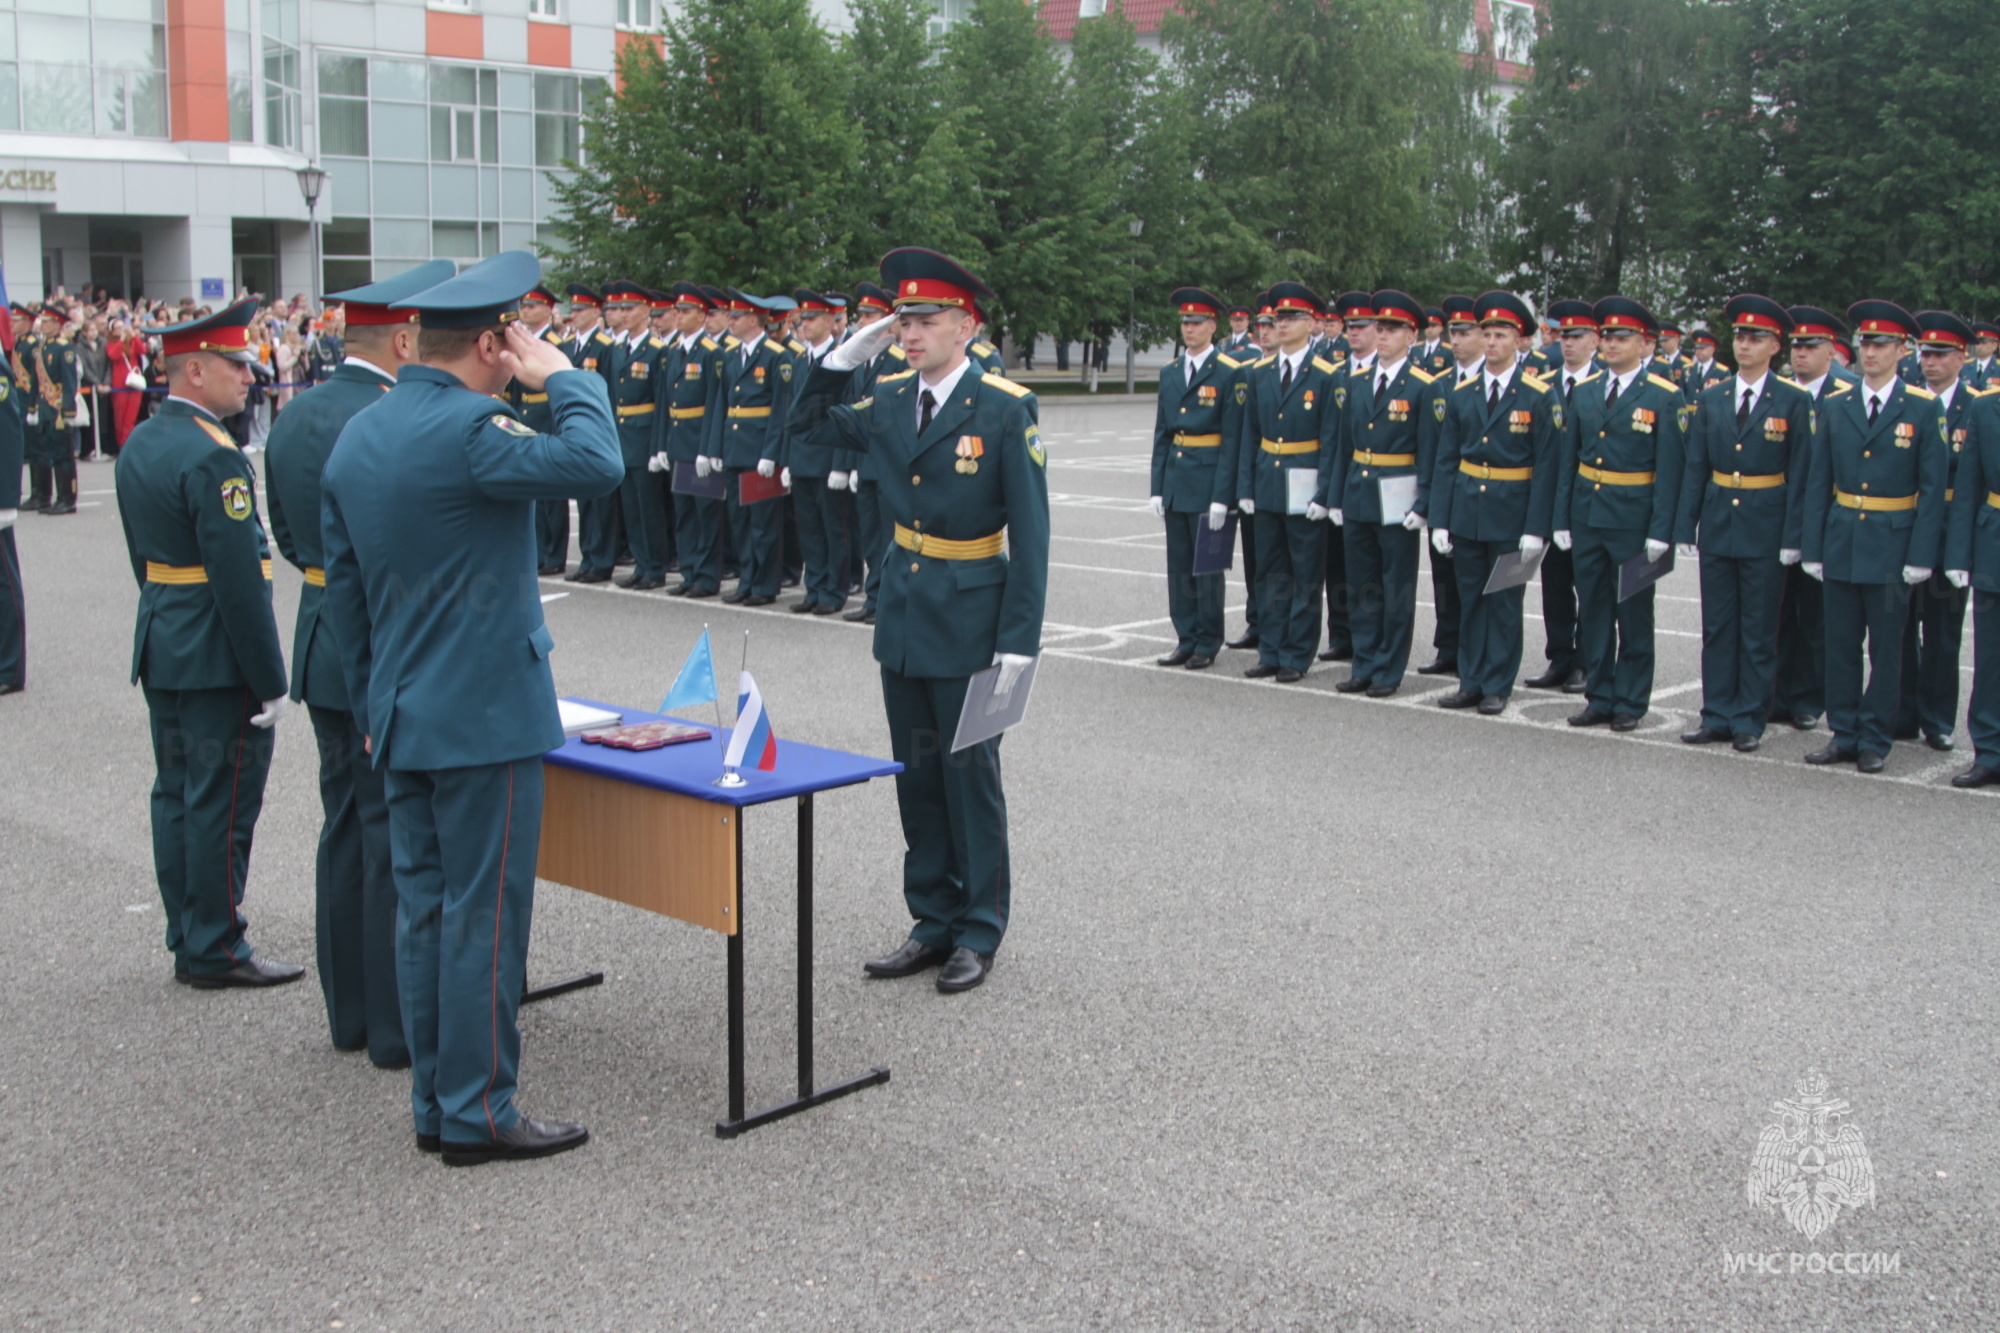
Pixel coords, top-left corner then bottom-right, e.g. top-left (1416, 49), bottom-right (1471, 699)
top-left (385, 757), bottom-right (542, 1144)
top-left (143, 685), bottom-right (274, 974)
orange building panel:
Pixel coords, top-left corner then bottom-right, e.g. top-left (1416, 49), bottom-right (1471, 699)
top-left (426, 9), bottom-right (484, 60)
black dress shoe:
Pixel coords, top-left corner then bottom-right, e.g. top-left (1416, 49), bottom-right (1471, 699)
top-left (1244, 663), bottom-right (1280, 679)
top-left (537, 564), bottom-right (565, 577)
top-left (1416, 657), bottom-right (1457, 676)
top-left (1561, 669), bottom-right (1588, 694)
top-left (1925, 733), bottom-right (1955, 752)
top-left (1681, 726), bottom-right (1728, 745)
top-left (43, 501), bottom-right (75, 516)
top-left (372, 1054), bottom-right (413, 1071)
top-left (186, 955), bottom-right (307, 989)
top-left (790, 598), bottom-right (820, 613)
top-left (1790, 712), bottom-right (1820, 731)
top-left (1157, 648), bottom-right (1194, 667)
top-left (173, 966), bottom-right (190, 985)
top-left (565, 569), bottom-right (610, 584)
top-left (1951, 764), bottom-right (1999, 789)
top-left (1437, 690), bottom-right (1482, 709)
top-left (936, 947), bottom-right (993, 993)
top-left (1523, 666), bottom-right (1567, 689)
top-left (1610, 714), bottom-right (1640, 733)
top-left (1226, 632), bottom-right (1260, 651)
top-left (812, 603), bottom-right (841, 615)
top-left (1366, 681), bottom-right (1398, 698)
top-left (1568, 707), bottom-right (1612, 727)
top-left (441, 1115), bottom-right (589, 1167)
top-left (685, 586), bottom-right (718, 599)
top-left (667, 582), bottom-right (692, 596)
top-left (615, 574), bottom-right (665, 589)
top-left (1274, 667), bottom-right (1304, 683)
top-left (417, 1132), bottom-right (441, 1154)
top-left (1184, 653), bottom-right (1214, 670)
top-left (722, 585), bottom-right (750, 603)
top-left (743, 593), bottom-right (776, 606)
top-left (863, 939), bottom-right (949, 978)
top-left (1733, 733), bottom-right (1761, 753)
top-left (1318, 646), bottom-right (1354, 662)
top-left (1857, 750), bottom-right (1886, 774)
top-left (1804, 743), bottom-right (1857, 766)
top-left (1333, 676), bottom-right (1371, 693)
top-left (1477, 695), bottom-right (1507, 715)
top-left (843, 606), bottom-right (874, 622)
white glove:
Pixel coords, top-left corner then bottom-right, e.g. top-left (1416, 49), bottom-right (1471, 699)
top-left (1149, 495), bottom-right (1166, 518)
top-left (1238, 498), bottom-right (1255, 515)
top-left (0, 509), bottom-right (14, 530)
top-left (1903, 566), bottom-right (1932, 585)
top-left (1804, 561), bottom-right (1824, 582)
top-left (1778, 548), bottom-right (1800, 566)
top-left (1947, 570), bottom-right (1970, 589)
top-left (1645, 538), bottom-right (1670, 563)
top-left (1519, 534), bottom-right (1546, 556)
top-left (23, 408), bottom-right (36, 427)
top-left (125, 368), bottom-right (146, 390)
top-left (646, 452), bottom-right (667, 473)
top-left (707, 456), bottom-right (725, 476)
top-left (781, 466), bottom-right (792, 488)
top-left (1329, 508), bottom-right (1345, 527)
top-left (821, 313), bottom-right (898, 372)
top-left (1553, 530), bottom-right (1572, 552)
top-left (828, 471), bottom-right (850, 492)
top-left (694, 455), bottom-right (712, 478)
top-left (757, 458), bottom-right (776, 478)
top-left (991, 652), bottom-right (1034, 696)
top-left (249, 696), bottom-right (290, 729)
top-left (1305, 502), bottom-right (1329, 522)
top-left (1401, 510), bottom-right (1426, 532)
top-left (1208, 502), bottom-right (1228, 532)
top-left (1432, 529), bottom-right (1453, 556)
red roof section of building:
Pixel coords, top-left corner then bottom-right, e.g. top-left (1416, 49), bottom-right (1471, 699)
top-left (1038, 0), bottom-right (1177, 43)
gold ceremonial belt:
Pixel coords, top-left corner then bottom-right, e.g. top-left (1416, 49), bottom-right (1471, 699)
top-left (892, 525), bottom-right (1005, 560)
top-left (1987, 491), bottom-right (2000, 510)
top-left (1354, 450), bottom-right (1415, 467)
top-left (1578, 464), bottom-right (1655, 486)
top-left (1260, 439), bottom-right (1319, 456)
top-left (147, 560), bottom-right (273, 584)
top-left (1174, 433), bottom-right (1223, 447)
top-left (303, 566), bottom-right (326, 587)
top-left (727, 406), bottom-right (772, 419)
top-left (1944, 489), bottom-right (1954, 502)
top-left (1835, 489), bottom-right (1917, 512)
top-left (1711, 471), bottom-right (1784, 490)
top-left (669, 406), bottom-right (707, 420)
top-left (1459, 461), bottom-right (1533, 481)
top-left (519, 392), bottom-right (549, 404)
top-left (616, 403), bottom-right (655, 417)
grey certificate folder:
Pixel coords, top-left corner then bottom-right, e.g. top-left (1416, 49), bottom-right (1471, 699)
top-left (1482, 545), bottom-right (1547, 594)
top-left (951, 656), bottom-right (1041, 753)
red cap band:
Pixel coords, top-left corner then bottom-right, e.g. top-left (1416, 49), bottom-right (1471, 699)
top-left (1559, 313), bottom-right (1599, 331)
top-left (894, 277), bottom-right (977, 311)
top-left (161, 323), bottom-right (251, 358)
top-left (1597, 313), bottom-right (1648, 333)
top-left (1480, 307), bottom-right (1528, 332)
top-left (338, 302), bottom-right (419, 328)
top-left (1792, 322), bottom-right (1839, 341)
top-left (1733, 311), bottom-right (1784, 334)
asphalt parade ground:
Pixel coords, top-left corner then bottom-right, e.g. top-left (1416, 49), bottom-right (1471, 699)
top-left (3, 397), bottom-right (1996, 1331)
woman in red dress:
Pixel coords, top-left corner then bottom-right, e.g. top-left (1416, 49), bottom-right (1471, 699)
top-left (106, 318), bottom-right (146, 448)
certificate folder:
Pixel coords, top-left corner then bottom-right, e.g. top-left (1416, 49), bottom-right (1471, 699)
top-left (951, 656), bottom-right (1040, 753)
top-left (1618, 547), bottom-right (1674, 602)
top-left (1378, 475), bottom-right (1418, 525)
top-left (1481, 545), bottom-right (1546, 594)
top-left (739, 469), bottom-right (790, 505)
top-left (1192, 512), bottom-right (1238, 575)
top-left (672, 459), bottom-right (727, 500)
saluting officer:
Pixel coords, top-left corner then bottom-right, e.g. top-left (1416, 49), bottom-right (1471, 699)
top-left (0, 347), bottom-right (24, 693)
top-left (1800, 300), bottom-right (1950, 772)
top-left (789, 248), bottom-right (1050, 994)
top-left (841, 282), bottom-right (904, 626)
top-left (1895, 310), bottom-right (1979, 751)
top-left (716, 290), bottom-right (796, 606)
top-left (1942, 379), bottom-right (2000, 786)
top-left (515, 284), bottom-right (572, 576)
top-left (1675, 296), bottom-right (1817, 751)
top-left (1528, 298), bottom-right (1601, 696)
top-left (265, 261), bottom-right (451, 1065)
top-left (1230, 283), bottom-right (1346, 682)
top-left (658, 282), bottom-right (727, 599)
top-left (320, 252), bottom-right (622, 1164)
top-left (1316, 289), bottom-right (1441, 696)
top-left (30, 308), bottom-right (79, 516)
top-left (1150, 287), bottom-right (1248, 670)
top-left (115, 299), bottom-right (304, 989)
top-left (561, 284), bottom-right (620, 584)
top-left (1429, 291), bottom-right (1563, 716)
top-left (784, 288), bottom-right (855, 615)
top-left (1551, 296), bottom-right (1687, 731)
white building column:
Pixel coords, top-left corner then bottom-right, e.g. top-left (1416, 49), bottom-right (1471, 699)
top-left (142, 215), bottom-right (234, 307)
top-left (0, 204), bottom-right (44, 303)
top-left (38, 213), bottom-right (88, 300)
top-left (276, 220), bottom-right (314, 305)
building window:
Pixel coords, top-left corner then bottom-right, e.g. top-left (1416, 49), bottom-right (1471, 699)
top-left (5, 5), bottom-right (167, 139)
top-left (615, 0), bottom-right (655, 31)
top-left (528, 0), bottom-right (560, 17)
top-left (1492, 0), bottom-right (1536, 66)
top-left (318, 54), bottom-right (368, 155)
top-left (262, 0), bottom-right (302, 149)
top-left (431, 64), bottom-right (498, 164)
top-left (1078, 0), bottom-right (1105, 16)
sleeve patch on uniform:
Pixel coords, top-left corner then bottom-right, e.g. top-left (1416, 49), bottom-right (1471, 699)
top-left (1234, 382), bottom-right (1247, 406)
top-left (1026, 424), bottom-right (1046, 467)
top-left (1550, 401), bottom-right (1565, 431)
top-left (491, 414), bottom-right (537, 437)
top-left (220, 477), bottom-right (252, 520)
top-left (779, 360), bottom-right (792, 382)
top-left (1433, 395), bottom-right (1447, 422)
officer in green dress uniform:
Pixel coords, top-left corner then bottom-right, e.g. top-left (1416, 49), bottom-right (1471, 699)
top-left (1224, 295), bottom-right (1280, 655)
top-left (1942, 383), bottom-right (2000, 786)
top-left (1429, 291), bottom-right (1564, 715)
top-left (596, 281), bottom-right (670, 590)
top-left (1800, 300), bottom-right (1950, 772)
top-left (265, 261), bottom-right (451, 1066)
top-left (115, 299), bottom-right (304, 989)
top-left (14, 311), bottom-right (44, 512)
top-left (30, 309), bottom-right (79, 516)
top-left (1149, 287), bottom-right (1248, 670)
top-left (1316, 289), bottom-right (1442, 696)
top-left (715, 290), bottom-right (796, 606)
top-left (1221, 305), bottom-right (1256, 356)
top-left (1231, 282), bottom-right (1345, 683)
top-left (1674, 296), bottom-right (1817, 750)
top-left (1321, 292), bottom-right (1378, 663)
top-left (561, 284), bottom-right (620, 584)
top-left (320, 251), bottom-right (621, 1163)
top-left (1416, 308), bottom-right (1454, 377)
top-left (1687, 332), bottom-right (1731, 400)
top-left (841, 282), bottom-right (904, 626)
top-left (0, 348), bottom-right (24, 693)
top-left (1966, 323), bottom-right (2000, 390)
top-left (1894, 310), bottom-right (1979, 750)
top-left (783, 288), bottom-right (854, 614)
top-left (787, 248), bottom-right (1050, 994)
top-left (1526, 298), bottom-right (1602, 695)
top-left (514, 284), bottom-right (572, 576)
top-left (657, 281), bottom-right (728, 599)
top-left (1551, 296), bottom-right (1687, 731)
top-left (1418, 295), bottom-right (1486, 678)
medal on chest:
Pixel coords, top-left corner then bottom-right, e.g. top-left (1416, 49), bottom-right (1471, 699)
top-left (1388, 398), bottom-right (1410, 422)
top-left (1893, 421), bottom-right (1914, 448)
top-left (955, 435), bottom-right (984, 475)
top-left (1198, 383), bottom-right (1217, 405)
top-left (1764, 416), bottom-right (1787, 442)
top-left (1631, 406), bottom-right (1655, 435)
top-left (1508, 409), bottom-right (1532, 434)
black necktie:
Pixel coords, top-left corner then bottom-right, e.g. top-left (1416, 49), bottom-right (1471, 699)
top-left (1606, 378), bottom-right (1619, 411)
top-left (1565, 376), bottom-right (1576, 403)
top-left (919, 389), bottom-right (936, 434)
top-left (1488, 378), bottom-right (1500, 411)
top-left (1739, 388), bottom-right (1751, 427)
top-left (1280, 359), bottom-right (1292, 396)
top-left (1376, 372), bottom-right (1389, 406)
top-left (1868, 394), bottom-right (1880, 425)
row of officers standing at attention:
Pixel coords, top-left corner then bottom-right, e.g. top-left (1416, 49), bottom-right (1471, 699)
top-left (103, 244), bottom-right (1045, 1168)
top-left (1149, 283), bottom-right (2000, 787)
top-left (0, 303), bottom-right (91, 697)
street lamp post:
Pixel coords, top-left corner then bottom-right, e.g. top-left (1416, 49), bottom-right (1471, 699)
top-left (296, 162), bottom-right (327, 311)
top-left (1126, 218), bottom-right (1144, 394)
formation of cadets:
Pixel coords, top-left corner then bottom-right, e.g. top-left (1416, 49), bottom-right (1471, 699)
top-left (1147, 284), bottom-right (2000, 788)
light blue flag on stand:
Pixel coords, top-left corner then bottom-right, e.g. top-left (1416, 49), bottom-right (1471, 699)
top-left (663, 629), bottom-right (717, 712)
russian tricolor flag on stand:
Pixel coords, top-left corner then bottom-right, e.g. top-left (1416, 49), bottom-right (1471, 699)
top-left (724, 671), bottom-right (778, 773)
